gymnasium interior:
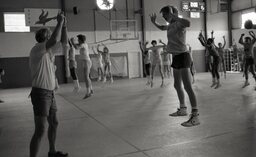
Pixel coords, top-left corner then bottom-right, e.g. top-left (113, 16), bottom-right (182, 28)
top-left (1, 0), bottom-right (256, 157)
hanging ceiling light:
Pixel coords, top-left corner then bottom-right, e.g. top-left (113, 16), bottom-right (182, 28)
top-left (96, 0), bottom-right (115, 10)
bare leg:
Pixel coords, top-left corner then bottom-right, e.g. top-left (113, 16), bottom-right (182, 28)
top-left (211, 63), bottom-right (216, 87)
top-left (249, 64), bottom-right (256, 90)
top-left (83, 61), bottom-right (92, 98)
top-left (30, 116), bottom-right (47, 157)
top-left (167, 65), bottom-right (171, 78)
top-left (181, 68), bottom-right (197, 110)
top-left (97, 68), bottom-right (101, 81)
top-left (173, 69), bottom-right (185, 107)
top-left (47, 113), bottom-right (58, 154)
top-left (151, 64), bottom-right (156, 88)
top-left (100, 66), bottom-right (104, 80)
top-left (108, 64), bottom-right (113, 83)
top-left (169, 69), bottom-right (187, 117)
top-left (163, 65), bottom-right (167, 77)
top-left (180, 69), bottom-right (200, 127)
top-left (159, 65), bottom-right (164, 87)
top-left (243, 63), bottom-right (250, 87)
top-left (103, 65), bottom-right (107, 82)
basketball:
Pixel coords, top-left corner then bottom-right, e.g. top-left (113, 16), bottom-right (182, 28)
top-left (244, 20), bottom-right (253, 29)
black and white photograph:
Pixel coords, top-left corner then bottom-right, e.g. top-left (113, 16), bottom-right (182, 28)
top-left (0, 0), bottom-right (256, 157)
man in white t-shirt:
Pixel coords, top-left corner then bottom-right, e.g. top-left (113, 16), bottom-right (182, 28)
top-left (29, 12), bottom-right (68, 157)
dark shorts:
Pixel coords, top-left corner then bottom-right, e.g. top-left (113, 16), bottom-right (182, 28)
top-left (145, 63), bottom-right (151, 76)
top-left (70, 67), bottom-right (78, 80)
top-left (212, 56), bottom-right (220, 65)
top-left (171, 52), bottom-right (191, 69)
top-left (30, 87), bottom-right (57, 117)
top-left (245, 57), bottom-right (254, 66)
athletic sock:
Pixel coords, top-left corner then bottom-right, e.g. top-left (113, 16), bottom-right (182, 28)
top-left (86, 88), bottom-right (91, 95)
top-left (212, 77), bottom-right (216, 83)
top-left (192, 108), bottom-right (198, 113)
top-left (74, 80), bottom-right (80, 88)
top-left (147, 76), bottom-right (150, 82)
top-left (180, 104), bottom-right (186, 108)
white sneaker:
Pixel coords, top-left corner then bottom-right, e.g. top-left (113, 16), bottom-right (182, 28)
top-left (181, 113), bottom-right (200, 127)
top-left (110, 78), bottom-right (114, 83)
top-left (73, 86), bottom-right (81, 93)
top-left (103, 77), bottom-right (106, 83)
top-left (214, 83), bottom-right (221, 89)
top-left (210, 82), bottom-right (216, 87)
top-left (169, 107), bottom-right (188, 117)
top-left (83, 93), bottom-right (92, 99)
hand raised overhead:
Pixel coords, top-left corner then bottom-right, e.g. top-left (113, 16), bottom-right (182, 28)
top-left (149, 13), bottom-right (157, 23)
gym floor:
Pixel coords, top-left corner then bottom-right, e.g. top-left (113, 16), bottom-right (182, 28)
top-left (0, 73), bottom-right (256, 157)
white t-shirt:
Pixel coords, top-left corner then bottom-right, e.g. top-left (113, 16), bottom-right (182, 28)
top-left (167, 21), bottom-right (187, 54)
top-left (29, 42), bottom-right (61, 90)
top-left (150, 47), bottom-right (162, 61)
top-left (78, 43), bottom-right (91, 61)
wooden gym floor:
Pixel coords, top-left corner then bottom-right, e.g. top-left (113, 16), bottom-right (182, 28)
top-left (0, 72), bottom-right (256, 157)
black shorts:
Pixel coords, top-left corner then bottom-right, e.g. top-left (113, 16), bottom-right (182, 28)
top-left (213, 56), bottom-right (220, 65)
top-left (30, 87), bottom-right (57, 117)
top-left (70, 67), bottom-right (78, 80)
top-left (245, 57), bottom-right (254, 66)
top-left (145, 63), bottom-right (151, 76)
top-left (171, 52), bottom-right (191, 69)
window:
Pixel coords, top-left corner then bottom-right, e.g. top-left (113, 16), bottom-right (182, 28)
top-left (96, 0), bottom-right (114, 10)
top-left (4, 13), bottom-right (30, 32)
top-left (190, 12), bottom-right (200, 18)
top-left (241, 12), bottom-right (256, 29)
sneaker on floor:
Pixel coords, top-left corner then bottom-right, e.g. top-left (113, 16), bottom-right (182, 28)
top-left (103, 77), bottom-right (106, 83)
top-left (48, 151), bottom-right (68, 157)
top-left (83, 93), bottom-right (92, 99)
top-left (97, 77), bottom-right (101, 82)
top-left (192, 77), bottom-right (195, 84)
top-left (214, 83), bottom-right (221, 89)
top-left (242, 81), bottom-right (250, 88)
top-left (160, 81), bottom-right (164, 88)
top-left (169, 107), bottom-right (188, 117)
top-left (110, 78), bottom-right (114, 83)
top-left (181, 113), bottom-right (200, 127)
top-left (210, 82), bottom-right (216, 87)
top-left (150, 81), bottom-right (154, 88)
top-left (73, 86), bottom-right (81, 93)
